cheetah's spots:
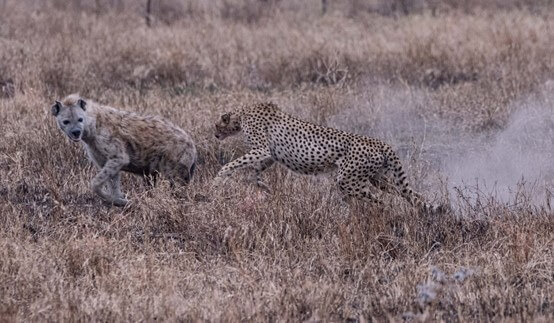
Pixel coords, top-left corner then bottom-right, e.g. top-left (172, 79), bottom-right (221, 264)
top-left (214, 102), bottom-right (429, 210)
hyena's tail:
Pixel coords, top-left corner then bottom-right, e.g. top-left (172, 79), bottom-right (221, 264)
top-left (177, 145), bottom-right (197, 184)
top-left (186, 160), bottom-right (196, 183)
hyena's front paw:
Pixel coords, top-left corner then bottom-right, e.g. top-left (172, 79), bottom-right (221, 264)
top-left (112, 197), bottom-right (129, 207)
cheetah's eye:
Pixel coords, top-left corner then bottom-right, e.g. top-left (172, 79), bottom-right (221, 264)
top-left (221, 113), bottom-right (230, 123)
top-left (78, 118), bottom-right (83, 123)
top-left (62, 120), bottom-right (70, 125)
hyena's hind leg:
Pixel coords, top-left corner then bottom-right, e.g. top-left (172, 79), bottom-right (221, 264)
top-left (178, 158), bottom-right (196, 184)
top-left (163, 149), bottom-right (197, 188)
top-left (166, 165), bottom-right (192, 188)
top-left (164, 158), bottom-right (196, 189)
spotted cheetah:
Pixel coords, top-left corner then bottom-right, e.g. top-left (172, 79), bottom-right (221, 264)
top-left (214, 102), bottom-right (432, 210)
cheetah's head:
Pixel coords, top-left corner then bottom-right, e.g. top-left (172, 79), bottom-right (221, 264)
top-left (51, 96), bottom-right (87, 142)
top-left (215, 112), bottom-right (241, 140)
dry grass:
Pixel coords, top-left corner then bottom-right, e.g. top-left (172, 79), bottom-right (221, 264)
top-left (0, 1), bottom-right (553, 321)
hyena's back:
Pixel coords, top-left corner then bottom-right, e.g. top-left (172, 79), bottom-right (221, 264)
top-left (95, 107), bottom-right (197, 182)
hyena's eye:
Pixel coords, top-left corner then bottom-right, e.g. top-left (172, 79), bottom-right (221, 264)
top-left (78, 118), bottom-right (83, 123)
top-left (62, 120), bottom-right (70, 125)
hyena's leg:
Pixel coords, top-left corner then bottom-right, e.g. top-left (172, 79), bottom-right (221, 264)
top-left (91, 155), bottom-right (129, 207)
top-left (167, 161), bottom-right (195, 188)
top-left (214, 149), bottom-right (274, 190)
top-left (109, 173), bottom-right (126, 200)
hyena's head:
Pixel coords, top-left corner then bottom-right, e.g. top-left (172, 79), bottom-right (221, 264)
top-left (51, 97), bottom-right (87, 142)
top-left (215, 112), bottom-right (241, 140)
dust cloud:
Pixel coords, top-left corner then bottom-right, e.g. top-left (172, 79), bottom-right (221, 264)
top-left (329, 81), bottom-right (554, 207)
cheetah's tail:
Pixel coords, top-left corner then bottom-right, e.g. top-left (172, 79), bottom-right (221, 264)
top-left (384, 148), bottom-right (434, 212)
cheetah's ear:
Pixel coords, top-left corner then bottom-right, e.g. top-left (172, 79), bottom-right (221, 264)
top-left (51, 100), bottom-right (62, 116)
top-left (77, 99), bottom-right (87, 111)
top-left (221, 113), bottom-right (230, 124)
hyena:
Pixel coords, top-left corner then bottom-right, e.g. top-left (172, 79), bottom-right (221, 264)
top-left (51, 94), bottom-right (197, 206)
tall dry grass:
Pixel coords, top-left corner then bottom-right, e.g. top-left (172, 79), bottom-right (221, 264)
top-left (0, 0), bottom-right (553, 321)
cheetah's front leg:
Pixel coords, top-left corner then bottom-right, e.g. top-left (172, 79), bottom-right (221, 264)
top-left (213, 149), bottom-right (274, 190)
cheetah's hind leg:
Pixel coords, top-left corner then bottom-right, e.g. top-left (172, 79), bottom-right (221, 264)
top-left (336, 164), bottom-right (384, 207)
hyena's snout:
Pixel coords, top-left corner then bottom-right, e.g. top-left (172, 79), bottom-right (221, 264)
top-left (68, 129), bottom-right (82, 141)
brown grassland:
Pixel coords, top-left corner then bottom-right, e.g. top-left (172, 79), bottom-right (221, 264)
top-left (0, 0), bottom-right (553, 321)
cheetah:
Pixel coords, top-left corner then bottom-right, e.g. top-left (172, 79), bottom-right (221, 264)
top-left (51, 94), bottom-right (197, 206)
top-left (214, 102), bottom-right (432, 210)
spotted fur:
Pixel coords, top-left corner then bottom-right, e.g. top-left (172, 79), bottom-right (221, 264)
top-left (214, 102), bottom-right (431, 210)
top-left (51, 94), bottom-right (197, 206)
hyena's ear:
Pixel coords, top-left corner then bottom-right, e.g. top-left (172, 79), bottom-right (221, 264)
top-left (221, 113), bottom-right (230, 124)
top-left (51, 100), bottom-right (62, 116)
top-left (77, 99), bottom-right (87, 111)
